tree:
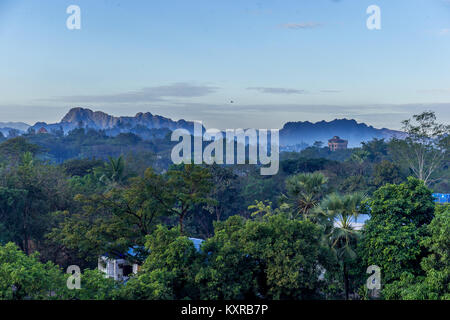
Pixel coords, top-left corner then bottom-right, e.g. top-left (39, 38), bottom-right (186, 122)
top-left (94, 156), bottom-right (130, 189)
top-left (390, 111), bottom-right (449, 186)
top-left (0, 242), bottom-right (65, 300)
top-left (359, 177), bottom-right (435, 288)
top-left (372, 160), bottom-right (404, 188)
top-left (0, 137), bottom-right (40, 163)
top-left (361, 138), bottom-right (389, 162)
top-left (282, 172), bottom-right (329, 220)
top-left (320, 193), bottom-right (366, 299)
top-left (62, 158), bottom-right (104, 177)
top-left (198, 213), bottom-right (334, 300)
top-left (383, 204), bottom-right (450, 300)
top-left (64, 269), bottom-right (121, 300)
top-left (0, 152), bottom-right (71, 255)
top-left (240, 213), bottom-right (333, 299)
top-left (196, 216), bottom-right (258, 300)
top-left (166, 165), bottom-right (213, 234)
top-left (122, 225), bottom-right (202, 299)
top-left (49, 168), bottom-right (169, 264)
top-left (205, 164), bottom-right (237, 222)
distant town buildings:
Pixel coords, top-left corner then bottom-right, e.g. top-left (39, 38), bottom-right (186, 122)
top-left (328, 136), bottom-right (348, 151)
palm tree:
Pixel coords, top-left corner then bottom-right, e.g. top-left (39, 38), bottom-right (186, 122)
top-left (350, 149), bottom-right (370, 175)
top-left (320, 192), bottom-right (366, 300)
top-left (283, 172), bottom-right (328, 220)
top-left (96, 156), bottom-right (129, 189)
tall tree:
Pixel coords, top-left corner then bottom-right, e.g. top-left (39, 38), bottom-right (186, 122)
top-left (0, 152), bottom-right (70, 254)
top-left (320, 193), bottom-right (366, 299)
top-left (166, 165), bottom-right (213, 234)
top-left (390, 111), bottom-right (449, 186)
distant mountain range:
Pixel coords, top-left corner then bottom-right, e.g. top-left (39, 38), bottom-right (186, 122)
top-left (29, 107), bottom-right (196, 134)
top-left (2, 107), bottom-right (404, 148)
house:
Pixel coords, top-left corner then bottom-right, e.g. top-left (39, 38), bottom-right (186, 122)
top-left (98, 237), bottom-right (204, 281)
top-left (328, 136), bottom-right (348, 151)
top-left (37, 127), bottom-right (48, 134)
top-left (98, 247), bottom-right (140, 281)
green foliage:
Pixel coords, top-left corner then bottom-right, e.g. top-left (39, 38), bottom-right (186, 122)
top-left (0, 243), bottom-right (65, 300)
top-left (320, 193), bottom-right (367, 299)
top-left (65, 269), bottom-right (122, 300)
top-left (361, 138), bottom-right (390, 162)
top-left (196, 216), bottom-right (257, 300)
top-left (48, 168), bottom-right (168, 264)
top-left (282, 172), bottom-right (329, 220)
top-left (390, 111), bottom-right (449, 186)
top-left (63, 158), bottom-right (104, 177)
top-left (280, 156), bottom-right (338, 175)
top-left (0, 137), bottom-right (40, 163)
top-left (0, 110), bottom-right (448, 300)
top-left (0, 152), bottom-right (71, 255)
top-left (372, 160), bottom-right (404, 187)
top-left (383, 205), bottom-right (450, 300)
top-left (359, 178), bottom-right (435, 286)
top-left (122, 226), bottom-right (202, 299)
top-left (199, 214), bottom-right (334, 300)
top-left (166, 164), bottom-right (214, 234)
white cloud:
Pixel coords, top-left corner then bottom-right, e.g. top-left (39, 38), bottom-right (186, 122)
top-left (247, 87), bottom-right (308, 94)
top-left (46, 83), bottom-right (219, 103)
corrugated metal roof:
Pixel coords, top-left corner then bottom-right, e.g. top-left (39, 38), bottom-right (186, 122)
top-left (433, 193), bottom-right (450, 203)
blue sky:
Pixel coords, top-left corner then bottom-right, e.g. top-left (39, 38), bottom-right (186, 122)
top-left (0, 0), bottom-right (450, 129)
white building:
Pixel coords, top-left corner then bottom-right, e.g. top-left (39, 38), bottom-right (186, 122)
top-left (98, 238), bottom-right (204, 281)
top-left (98, 256), bottom-right (139, 281)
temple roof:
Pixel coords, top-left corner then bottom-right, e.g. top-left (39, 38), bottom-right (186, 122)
top-left (328, 136), bottom-right (347, 143)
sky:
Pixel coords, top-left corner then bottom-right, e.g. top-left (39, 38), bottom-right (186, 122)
top-left (0, 0), bottom-right (450, 129)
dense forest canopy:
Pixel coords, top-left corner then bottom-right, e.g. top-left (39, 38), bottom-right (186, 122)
top-left (0, 111), bottom-right (448, 300)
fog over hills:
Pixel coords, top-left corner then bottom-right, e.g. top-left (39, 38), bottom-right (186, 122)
top-left (0, 122), bottom-right (30, 131)
top-left (280, 119), bottom-right (405, 148)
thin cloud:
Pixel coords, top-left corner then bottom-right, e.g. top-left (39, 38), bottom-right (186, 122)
top-left (439, 28), bottom-right (450, 35)
top-left (47, 83), bottom-right (219, 103)
top-left (417, 88), bottom-right (450, 94)
top-left (281, 22), bottom-right (323, 29)
top-left (247, 87), bottom-right (308, 94)
top-left (320, 90), bottom-right (342, 93)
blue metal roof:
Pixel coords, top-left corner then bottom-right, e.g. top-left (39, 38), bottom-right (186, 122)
top-left (432, 193), bottom-right (450, 204)
top-left (103, 237), bottom-right (204, 259)
top-left (189, 237), bottom-right (204, 251)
